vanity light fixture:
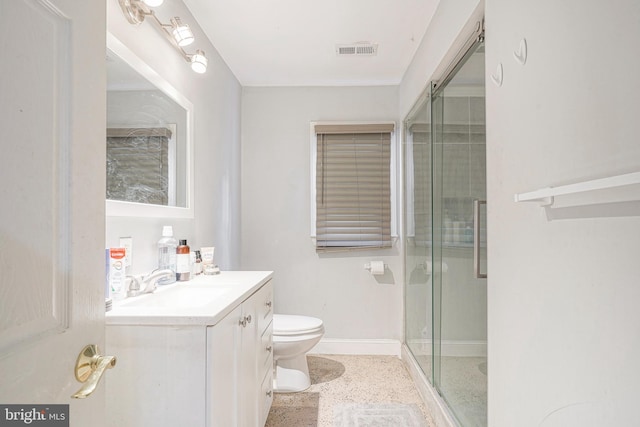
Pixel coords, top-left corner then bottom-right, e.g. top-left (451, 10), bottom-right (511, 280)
top-left (118, 0), bottom-right (207, 73)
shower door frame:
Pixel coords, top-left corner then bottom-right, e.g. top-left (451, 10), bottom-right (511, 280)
top-left (430, 35), bottom-right (487, 426)
top-left (402, 16), bottom-right (487, 427)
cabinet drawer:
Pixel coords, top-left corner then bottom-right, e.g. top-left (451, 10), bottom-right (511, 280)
top-left (260, 322), bottom-right (273, 374)
top-left (255, 280), bottom-right (273, 335)
top-left (259, 368), bottom-right (274, 427)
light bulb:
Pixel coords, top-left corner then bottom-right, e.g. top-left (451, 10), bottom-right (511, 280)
top-left (171, 17), bottom-right (194, 47)
top-left (191, 50), bottom-right (207, 74)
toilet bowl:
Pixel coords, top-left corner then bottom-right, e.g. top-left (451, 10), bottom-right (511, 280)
top-left (272, 314), bottom-right (324, 393)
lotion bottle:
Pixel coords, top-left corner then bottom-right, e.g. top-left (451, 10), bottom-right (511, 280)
top-left (176, 239), bottom-right (191, 281)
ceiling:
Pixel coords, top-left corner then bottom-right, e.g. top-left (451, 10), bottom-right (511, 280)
top-left (182, 0), bottom-right (440, 87)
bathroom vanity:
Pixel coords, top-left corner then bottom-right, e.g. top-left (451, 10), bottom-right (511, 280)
top-left (105, 271), bottom-right (274, 427)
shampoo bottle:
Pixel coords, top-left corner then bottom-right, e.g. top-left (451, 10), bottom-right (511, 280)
top-left (176, 239), bottom-right (191, 282)
top-left (157, 226), bottom-right (178, 285)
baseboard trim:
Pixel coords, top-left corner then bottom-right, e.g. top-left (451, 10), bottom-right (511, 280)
top-left (309, 338), bottom-right (401, 356)
top-left (401, 344), bottom-right (459, 427)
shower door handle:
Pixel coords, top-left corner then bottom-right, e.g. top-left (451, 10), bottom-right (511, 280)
top-left (473, 199), bottom-right (487, 279)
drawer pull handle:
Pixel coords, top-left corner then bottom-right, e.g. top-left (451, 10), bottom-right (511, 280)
top-left (266, 345), bottom-right (272, 353)
top-left (239, 315), bottom-right (252, 327)
top-left (266, 390), bottom-right (272, 397)
top-left (265, 301), bottom-right (272, 308)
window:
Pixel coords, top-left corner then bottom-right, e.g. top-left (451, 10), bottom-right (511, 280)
top-left (106, 126), bottom-right (177, 205)
top-left (311, 123), bottom-right (395, 252)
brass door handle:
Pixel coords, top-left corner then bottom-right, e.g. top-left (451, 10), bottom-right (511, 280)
top-left (71, 344), bottom-right (116, 399)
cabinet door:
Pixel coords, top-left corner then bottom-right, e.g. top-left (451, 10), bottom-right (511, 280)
top-left (107, 325), bottom-right (207, 427)
top-left (207, 305), bottom-right (242, 427)
top-left (240, 281), bottom-right (274, 427)
top-left (238, 299), bottom-right (259, 427)
top-left (208, 282), bottom-right (274, 427)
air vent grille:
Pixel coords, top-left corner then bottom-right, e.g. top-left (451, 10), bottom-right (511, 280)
top-left (336, 43), bottom-right (378, 57)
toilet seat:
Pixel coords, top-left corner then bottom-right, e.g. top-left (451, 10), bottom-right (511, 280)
top-left (273, 314), bottom-right (323, 336)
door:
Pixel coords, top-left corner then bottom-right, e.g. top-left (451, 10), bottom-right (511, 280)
top-left (0, 0), bottom-right (107, 425)
top-left (432, 40), bottom-right (488, 427)
top-left (238, 299), bottom-right (258, 427)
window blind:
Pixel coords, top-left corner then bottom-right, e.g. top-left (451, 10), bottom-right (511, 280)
top-left (106, 127), bottom-right (171, 205)
top-left (315, 123), bottom-right (394, 252)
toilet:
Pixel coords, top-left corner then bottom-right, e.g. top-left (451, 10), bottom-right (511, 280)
top-left (272, 314), bottom-right (324, 393)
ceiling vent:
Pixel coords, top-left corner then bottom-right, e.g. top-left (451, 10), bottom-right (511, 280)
top-left (336, 43), bottom-right (378, 57)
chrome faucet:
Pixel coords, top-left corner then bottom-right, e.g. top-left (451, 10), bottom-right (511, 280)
top-left (126, 269), bottom-right (175, 297)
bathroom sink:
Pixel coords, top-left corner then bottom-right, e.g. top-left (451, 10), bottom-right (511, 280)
top-left (118, 286), bottom-right (233, 309)
top-left (106, 271), bottom-right (274, 326)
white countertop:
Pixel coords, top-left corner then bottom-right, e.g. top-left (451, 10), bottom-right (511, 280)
top-left (106, 271), bottom-right (273, 326)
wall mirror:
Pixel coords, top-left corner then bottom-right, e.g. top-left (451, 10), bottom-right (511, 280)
top-left (106, 33), bottom-right (194, 218)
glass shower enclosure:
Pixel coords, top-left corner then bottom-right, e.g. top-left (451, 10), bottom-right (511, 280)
top-left (404, 40), bottom-right (487, 427)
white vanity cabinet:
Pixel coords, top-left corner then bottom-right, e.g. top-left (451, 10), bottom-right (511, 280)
top-left (106, 272), bottom-right (273, 427)
top-left (207, 281), bottom-right (273, 427)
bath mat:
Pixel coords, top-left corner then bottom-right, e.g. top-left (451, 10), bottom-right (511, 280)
top-left (333, 403), bottom-right (427, 427)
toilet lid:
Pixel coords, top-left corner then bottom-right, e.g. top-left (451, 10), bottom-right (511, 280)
top-left (273, 314), bottom-right (324, 335)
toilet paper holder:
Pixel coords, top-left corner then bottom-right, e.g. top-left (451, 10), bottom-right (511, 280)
top-left (364, 261), bottom-right (387, 275)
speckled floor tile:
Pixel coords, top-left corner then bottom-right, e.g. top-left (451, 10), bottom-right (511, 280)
top-left (415, 354), bottom-right (487, 427)
top-left (265, 355), bottom-right (436, 427)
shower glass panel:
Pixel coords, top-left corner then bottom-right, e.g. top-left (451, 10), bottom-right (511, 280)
top-left (432, 41), bottom-right (487, 427)
top-left (404, 92), bottom-right (433, 384)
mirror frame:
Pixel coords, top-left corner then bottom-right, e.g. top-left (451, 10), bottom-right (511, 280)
top-left (106, 33), bottom-right (195, 218)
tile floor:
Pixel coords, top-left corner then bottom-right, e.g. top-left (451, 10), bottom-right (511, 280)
top-left (265, 354), bottom-right (435, 427)
top-left (415, 355), bottom-right (487, 427)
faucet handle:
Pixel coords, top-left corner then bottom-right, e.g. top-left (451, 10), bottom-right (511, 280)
top-left (126, 276), bottom-right (141, 297)
top-left (141, 269), bottom-right (174, 293)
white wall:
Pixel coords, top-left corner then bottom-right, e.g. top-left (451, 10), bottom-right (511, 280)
top-left (105, 0), bottom-right (242, 272)
top-left (485, 0), bottom-right (640, 425)
top-left (241, 86), bottom-right (403, 343)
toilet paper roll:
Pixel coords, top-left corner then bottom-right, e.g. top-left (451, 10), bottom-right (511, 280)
top-left (369, 261), bottom-right (385, 275)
